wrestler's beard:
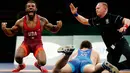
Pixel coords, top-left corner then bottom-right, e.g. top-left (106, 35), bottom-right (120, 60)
top-left (27, 11), bottom-right (36, 21)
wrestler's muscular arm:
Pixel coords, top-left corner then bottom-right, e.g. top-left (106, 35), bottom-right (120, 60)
top-left (69, 3), bottom-right (90, 25)
top-left (40, 16), bottom-right (62, 33)
top-left (1, 18), bottom-right (23, 37)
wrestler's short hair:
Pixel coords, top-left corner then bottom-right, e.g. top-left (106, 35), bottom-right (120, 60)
top-left (25, 0), bottom-right (37, 8)
top-left (80, 40), bottom-right (92, 49)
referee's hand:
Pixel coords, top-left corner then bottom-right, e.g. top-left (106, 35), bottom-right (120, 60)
top-left (118, 26), bottom-right (127, 33)
top-left (69, 3), bottom-right (78, 14)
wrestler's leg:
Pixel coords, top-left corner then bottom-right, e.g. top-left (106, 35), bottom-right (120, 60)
top-left (12, 42), bottom-right (29, 72)
top-left (52, 45), bottom-right (74, 73)
top-left (34, 46), bottom-right (48, 72)
top-left (52, 55), bottom-right (70, 73)
top-left (82, 64), bottom-right (96, 73)
top-left (53, 58), bottom-right (80, 73)
top-left (94, 62), bottom-right (119, 73)
top-left (82, 62), bottom-right (119, 73)
top-left (60, 63), bottom-right (73, 73)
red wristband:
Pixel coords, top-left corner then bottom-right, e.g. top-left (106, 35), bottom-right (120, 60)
top-left (124, 24), bottom-right (129, 29)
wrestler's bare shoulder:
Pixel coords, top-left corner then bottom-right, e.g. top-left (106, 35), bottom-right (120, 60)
top-left (38, 15), bottom-right (48, 21)
top-left (14, 16), bottom-right (24, 28)
top-left (16, 17), bottom-right (24, 24)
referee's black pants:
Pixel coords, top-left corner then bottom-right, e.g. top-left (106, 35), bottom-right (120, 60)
top-left (107, 37), bottom-right (130, 70)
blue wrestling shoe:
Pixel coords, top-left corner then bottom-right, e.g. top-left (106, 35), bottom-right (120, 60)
top-left (102, 61), bottom-right (119, 73)
top-left (57, 45), bottom-right (75, 55)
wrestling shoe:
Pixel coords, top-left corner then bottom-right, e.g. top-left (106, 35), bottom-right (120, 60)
top-left (102, 61), bottom-right (119, 73)
top-left (57, 45), bottom-right (75, 55)
top-left (34, 62), bottom-right (48, 73)
top-left (40, 66), bottom-right (48, 73)
top-left (12, 63), bottom-right (26, 72)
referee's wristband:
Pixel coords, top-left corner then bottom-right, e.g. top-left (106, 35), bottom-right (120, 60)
top-left (124, 24), bottom-right (129, 29)
top-left (73, 13), bottom-right (78, 17)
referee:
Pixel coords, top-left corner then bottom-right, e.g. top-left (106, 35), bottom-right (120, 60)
top-left (70, 2), bottom-right (130, 70)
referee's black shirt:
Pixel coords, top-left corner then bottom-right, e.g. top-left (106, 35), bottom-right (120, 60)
top-left (88, 13), bottom-right (124, 47)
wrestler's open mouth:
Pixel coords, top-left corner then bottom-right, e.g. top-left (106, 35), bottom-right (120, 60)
top-left (28, 11), bottom-right (34, 15)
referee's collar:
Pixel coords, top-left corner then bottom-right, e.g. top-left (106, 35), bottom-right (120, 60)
top-left (97, 13), bottom-right (109, 19)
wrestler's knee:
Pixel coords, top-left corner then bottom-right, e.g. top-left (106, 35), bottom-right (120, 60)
top-left (38, 60), bottom-right (46, 66)
top-left (15, 56), bottom-right (24, 64)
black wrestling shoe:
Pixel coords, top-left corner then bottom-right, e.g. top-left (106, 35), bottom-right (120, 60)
top-left (57, 45), bottom-right (75, 55)
top-left (102, 61), bottom-right (119, 73)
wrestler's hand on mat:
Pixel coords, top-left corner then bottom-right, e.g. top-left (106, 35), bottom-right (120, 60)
top-left (69, 3), bottom-right (78, 14)
top-left (1, 22), bottom-right (7, 30)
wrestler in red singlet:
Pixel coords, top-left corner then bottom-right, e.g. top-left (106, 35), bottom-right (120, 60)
top-left (1, 0), bottom-right (62, 73)
top-left (22, 15), bottom-right (43, 57)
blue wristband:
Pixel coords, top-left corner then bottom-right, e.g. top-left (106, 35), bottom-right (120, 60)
top-left (73, 13), bottom-right (78, 17)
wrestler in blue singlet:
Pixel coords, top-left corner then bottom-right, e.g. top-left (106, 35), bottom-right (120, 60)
top-left (68, 49), bottom-right (92, 73)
